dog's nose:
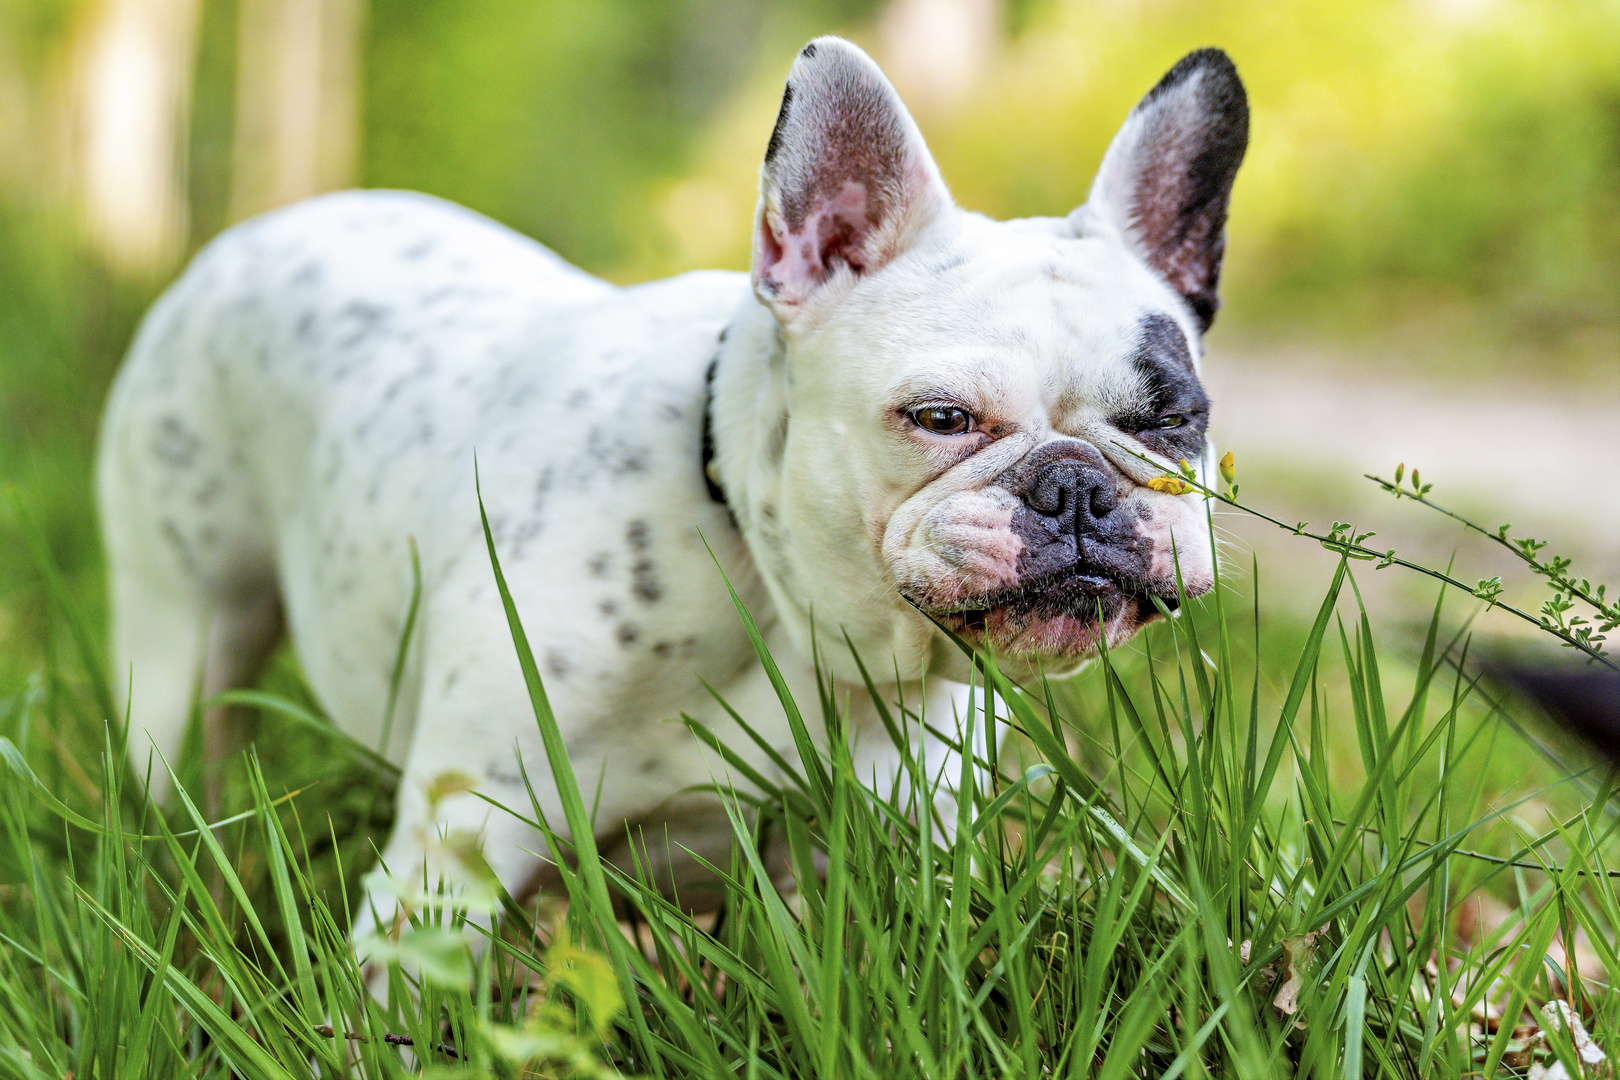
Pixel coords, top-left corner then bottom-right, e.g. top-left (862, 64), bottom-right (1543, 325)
top-left (1026, 457), bottom-right (1118, 532)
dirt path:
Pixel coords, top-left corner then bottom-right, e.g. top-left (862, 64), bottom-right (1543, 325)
top-left (1203, 351), bottom-right (1620, 560)
top-left (1198, 347), bottom-right (1620, 631)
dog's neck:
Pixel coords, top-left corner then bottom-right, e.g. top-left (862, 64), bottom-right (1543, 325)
top-left (704, 294), bottom-right (788, 537)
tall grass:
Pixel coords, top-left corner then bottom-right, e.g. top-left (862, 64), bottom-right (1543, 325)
top-left (0, 477), bottom-right (1613, 1077)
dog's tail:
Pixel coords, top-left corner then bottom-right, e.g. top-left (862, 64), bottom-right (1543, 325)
top-left (1487, 657), bottom-right (1620, 765)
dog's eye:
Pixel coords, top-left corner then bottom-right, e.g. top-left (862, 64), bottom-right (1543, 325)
top-left (1155, 414), bottom-right (1187, 430)
top-left (911, 406), bottom-right (975, 436)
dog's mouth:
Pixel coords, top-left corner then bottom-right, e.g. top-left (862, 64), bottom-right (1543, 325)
top-left (906, 569), bottom-right (1185, 662)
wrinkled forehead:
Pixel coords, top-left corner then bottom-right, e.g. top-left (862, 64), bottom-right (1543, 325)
top-left (823, 220), bottom-right (1200, 406)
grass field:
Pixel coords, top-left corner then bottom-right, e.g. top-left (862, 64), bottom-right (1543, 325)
top-left (0, 473), bottom-right (1613, 1078)
top-left (0, 4), bottom-right (1615, 1071)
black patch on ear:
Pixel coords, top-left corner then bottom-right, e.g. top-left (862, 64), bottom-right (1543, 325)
top-left (801, 42), bottom-right (817, 59)
top-left (765, 84), bottom-right (793, 166)
top-left (1122, 49), bottom-right (1248, 332)
top-left (1112, 313), bottom-right (1209, 460)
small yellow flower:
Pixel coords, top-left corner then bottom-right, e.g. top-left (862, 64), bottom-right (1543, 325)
top-left (1219, 451), bottom-right (1236, 487)
top-left (1147, 476), bottom-right (1193, 496)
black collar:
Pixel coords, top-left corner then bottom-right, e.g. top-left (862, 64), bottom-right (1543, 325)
top-left (700, 351), bottom-right (733, 518)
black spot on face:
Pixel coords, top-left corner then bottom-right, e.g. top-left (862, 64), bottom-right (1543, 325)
top-left (544, 649), bottom-right (570, 679)
top-left (1112, 313), bottom-right (1209, 461)
top-left (616, 622), bottom-right (639, 647)
top-left (597, 598), bottom-right (618, 617)
top-left (626, 520), bottom-right (650, 552)
top-left (651, 640), bottom-right (673, 658)
top-left (588, 552), bottom-right (612, 577)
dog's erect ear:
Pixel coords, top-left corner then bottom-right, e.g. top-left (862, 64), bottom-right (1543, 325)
top-left (752, 37), bottom-right (953, 320)
top-left (1074, 49), bottom-right (1248, 332)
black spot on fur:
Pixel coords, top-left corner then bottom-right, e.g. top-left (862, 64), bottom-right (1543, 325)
top-left (336, 300), bottom-right (389, 347)
top-left (616, 622), bottom-right (640, 647)
top-left (626, 520), bottom-right (650, 552)
top-left (584, 428), bottom-right (649, 475)
top-left (632, 559), bottom-right (663, 604)
top-left (295, 312), bottom-right (318, 340)
top-left (544, 649), bottom-right (570, 679)
top-left (765, 415), bottom-right (788, 465)
top-left (652, 640), bottom-right (673, 658)
top-left (151, 415), bottom-right (200, 468)
top-left (588, 552), bottom-right (611, 577)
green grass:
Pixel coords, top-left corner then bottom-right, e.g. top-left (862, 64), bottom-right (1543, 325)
top-left (0, 477), bottom-right (1614, 1078)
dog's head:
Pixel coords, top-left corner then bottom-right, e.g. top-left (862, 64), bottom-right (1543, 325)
top-left (712, 37), bottom-right (1247, 681)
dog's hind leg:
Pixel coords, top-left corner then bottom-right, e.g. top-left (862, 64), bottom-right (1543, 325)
top-left (197, 578), bottom-right (284, 815)
top-left (106, 550), bottom-right (284, 814)
top-left (108, 568), bottom-right (209, 804)
top-left (98, 295), bottom-right (284, 813)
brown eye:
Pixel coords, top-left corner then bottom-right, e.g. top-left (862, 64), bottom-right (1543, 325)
top-left (911, 406), bottom-right (975, 435)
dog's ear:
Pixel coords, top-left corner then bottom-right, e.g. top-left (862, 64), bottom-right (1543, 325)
top-left (1074, 49), bottom-right (1249, 333)
top-left (752, 37), bottom-right (953, 321)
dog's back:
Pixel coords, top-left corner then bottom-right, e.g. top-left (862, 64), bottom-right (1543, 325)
top-left (98, 189), bottom-right (620, 793)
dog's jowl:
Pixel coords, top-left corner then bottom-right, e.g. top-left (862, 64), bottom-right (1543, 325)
top-left (98, 38), bottom-right (1247, 983)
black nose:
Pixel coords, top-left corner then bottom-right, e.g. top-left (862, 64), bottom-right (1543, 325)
top-left (1026, 458), bottom-right (1119, 533)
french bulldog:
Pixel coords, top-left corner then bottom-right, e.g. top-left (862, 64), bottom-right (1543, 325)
top-left (98, 36), bottom-right (1246, 963)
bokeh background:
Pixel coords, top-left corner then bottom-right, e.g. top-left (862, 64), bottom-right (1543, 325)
top-left (1, 0), bottom-right (1616, 685)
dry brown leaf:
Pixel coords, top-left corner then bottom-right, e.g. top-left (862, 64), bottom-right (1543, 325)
top-left (1272, 931), bottom-right (1320, 1017)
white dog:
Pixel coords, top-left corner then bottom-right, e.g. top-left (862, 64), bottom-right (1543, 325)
top-left (98, 37), bottom-right (1246, 956)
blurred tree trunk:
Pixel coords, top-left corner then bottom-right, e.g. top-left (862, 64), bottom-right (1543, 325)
top-left (74, 0), bottom-right (203, 275)
top-left (228, 0), bottom-right (364, 221)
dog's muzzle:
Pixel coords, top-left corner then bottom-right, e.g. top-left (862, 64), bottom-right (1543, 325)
top-left (999, 441), bottom-right (1160, 608)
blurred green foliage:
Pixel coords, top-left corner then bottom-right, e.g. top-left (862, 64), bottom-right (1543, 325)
top-left (360, 0), bottom-right (880, 267)
top-left (917, 0), bottom-right (1619, 341)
